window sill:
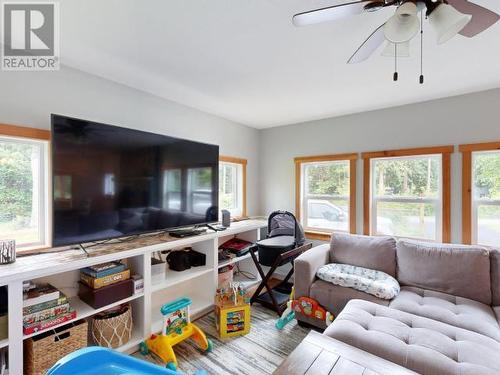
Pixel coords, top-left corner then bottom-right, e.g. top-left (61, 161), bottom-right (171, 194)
top-left (304, 231), bottom-right (332, 241)
top-left (15, 245), bottom-right (53, 257)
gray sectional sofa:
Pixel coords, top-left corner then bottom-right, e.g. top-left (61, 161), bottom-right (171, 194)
top-left (294, 233), bottom-right (500, 375)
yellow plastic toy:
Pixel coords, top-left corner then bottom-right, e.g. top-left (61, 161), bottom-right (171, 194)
top-left (140, 297), bottom-right (212, 371)
top-left (215, 283), bottom-right (251, 338)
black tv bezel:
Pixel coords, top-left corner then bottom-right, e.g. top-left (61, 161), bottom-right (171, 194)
top-left (50, 113), bottom-right (220, 247)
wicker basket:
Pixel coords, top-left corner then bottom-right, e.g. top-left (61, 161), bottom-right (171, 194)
top-left (24, 320), bottom-right (88, 375)
top-left (91, 304), bottom-right (132, 348)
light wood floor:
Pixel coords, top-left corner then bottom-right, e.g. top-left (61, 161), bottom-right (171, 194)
top-left (134, 304), bottom-right (310, 375)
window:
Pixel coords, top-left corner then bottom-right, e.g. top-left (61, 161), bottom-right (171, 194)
top-left (363, 146), bottom-right (452, 242)
top-left (103, 173), bottom-right (115, 196)
top-left (162, 169), bottom-right (181, 210)
top-left (295, 154), bottom-right (357, 238)
top-left (219, 156), bottom-right (247, 218)
top-left (460, 142), bottom-right (500, 246)
top-left (0, 125), bottom-right (50, 250)
top-left (188, 167), bottom-right (213, 215)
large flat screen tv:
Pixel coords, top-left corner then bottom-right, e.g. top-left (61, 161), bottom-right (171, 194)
top-left (51, 114), bottom-right (219, 247)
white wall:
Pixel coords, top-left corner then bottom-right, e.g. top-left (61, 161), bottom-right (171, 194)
top-left (2, 67), bottom-right (499, 243)
top-left (0, 66), bottom-right (261, 216)
top-left (259, 88), bottom-right (500, 243)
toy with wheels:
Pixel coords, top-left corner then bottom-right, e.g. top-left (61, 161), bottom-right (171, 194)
top-left (276, 288), bottom-right (333, 330)
top-left (141, 297), bottom-right (213, 371)
top-left (46, 346), bottom-right (207, 375)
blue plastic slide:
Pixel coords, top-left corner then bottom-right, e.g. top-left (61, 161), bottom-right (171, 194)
top-left (46, 346), bottom-right (207, 375)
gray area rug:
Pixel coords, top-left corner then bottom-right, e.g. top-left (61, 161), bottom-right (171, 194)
top-left (134, 305), bottom-right (310, 375)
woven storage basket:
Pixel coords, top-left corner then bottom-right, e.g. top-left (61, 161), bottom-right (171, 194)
top-left (91, 304), bottom-right (132, 348)
top-left (24, 319), bottom-right (88, 375)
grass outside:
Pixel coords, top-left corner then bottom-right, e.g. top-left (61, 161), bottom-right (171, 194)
top-left (0, 220), bottom-right (39, 244)
top-left (377, 201), bottom-right (436, 239)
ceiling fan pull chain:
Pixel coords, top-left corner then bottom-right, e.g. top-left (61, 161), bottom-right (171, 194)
top-left (393, 44), bottom-right (398, 81)
top-left (419, 10), bottom-right (424, 84)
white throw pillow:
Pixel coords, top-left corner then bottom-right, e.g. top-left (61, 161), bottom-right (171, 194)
top-left (316, 263), bottom-right (400, 300)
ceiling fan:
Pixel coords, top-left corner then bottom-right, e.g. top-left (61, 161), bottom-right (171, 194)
top-left (292, 0), bottom-right (499, 82)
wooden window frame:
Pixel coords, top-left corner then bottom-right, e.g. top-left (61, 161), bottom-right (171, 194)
top-left (0, 123), bottom-right (51, 252)
top-left (219, 155), bottom-right (248, 218)
top-left (362, 145), bottom-right (453, 243)
top-left (0, 123), bottom-right (50, 140)
top-left (459, 142), bottom-right (500, 245)
top-left (294, 153), bottom-right (358, 241)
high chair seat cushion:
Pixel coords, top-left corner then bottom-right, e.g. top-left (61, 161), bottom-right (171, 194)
top-left (317, 263), bottom-right (400, 300)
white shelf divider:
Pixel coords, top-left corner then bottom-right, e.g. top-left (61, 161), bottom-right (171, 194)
top-left (8, 281), bottom-right (23, 375)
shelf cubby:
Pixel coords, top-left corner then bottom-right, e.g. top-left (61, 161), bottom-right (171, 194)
top-left (151, 270), bottom-right (215, 334)
top-left (22, 293), bottom-right (145, 340)
top-left (152, 266), bottom-right (213, 292)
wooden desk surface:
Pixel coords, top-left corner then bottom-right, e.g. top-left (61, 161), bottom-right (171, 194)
top-left (274, 331), bottom-right (417, 375)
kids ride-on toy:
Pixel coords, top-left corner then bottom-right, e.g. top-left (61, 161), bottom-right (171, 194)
top-left (276, 288), bottom-right (333, 330)
top-left (140, 297), bottom-right (213, 371)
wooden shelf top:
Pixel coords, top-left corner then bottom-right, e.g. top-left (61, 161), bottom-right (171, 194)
top-left (0, 219), bottom-right (266, 285)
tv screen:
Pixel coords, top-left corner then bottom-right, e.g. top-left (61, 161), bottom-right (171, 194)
top-left (51, 114), bottom-right (219, 247)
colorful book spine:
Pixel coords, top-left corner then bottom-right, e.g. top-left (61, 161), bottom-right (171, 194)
top-left (81, 263), bottom-right (126, 279)
top-left (80, 269), bottom-right (130, 289)
top-left (23, 310), bottom-right (77, 335)
top-left (23, 303), bottom-right (71, 325)
top-left (23, 289), bottom-right (60, 308)
top-left (22, 295), bottom-right (68, 316)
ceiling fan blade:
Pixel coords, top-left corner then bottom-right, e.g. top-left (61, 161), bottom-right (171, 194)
top-left (292, 1), bottom-right (368, 27)
top-left (447, 0), bottom-right (499, 37)
top-left (347, 23), bottom-right (386, 64)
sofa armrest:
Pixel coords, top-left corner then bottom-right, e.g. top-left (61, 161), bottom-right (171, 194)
top-left (294, 243), bottom-right (330, 298)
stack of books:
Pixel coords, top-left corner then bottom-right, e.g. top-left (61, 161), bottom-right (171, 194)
top-left (80, 261), bottom-right (130, 289)
top-left (23, 283), bottom-right (76, 335)
top-left (219, 238), bottom-right (253, 257)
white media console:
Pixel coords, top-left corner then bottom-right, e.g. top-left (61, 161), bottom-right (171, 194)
top-left (0, 219), bottom-right (267, 374)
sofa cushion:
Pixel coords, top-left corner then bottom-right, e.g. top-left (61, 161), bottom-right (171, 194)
top-left (330, 233), bottom-right (397, 277)
top-left (310, 280), bottom-right (389, 318)
top-left (396, 239), bottom-right (491, 305)
top-left (390, 286), bottom-right (500, 341)
top-left (495, 307), bottom-right (500, 324)
top-left (491, 248), bottom-right (500, 306)
top-left (317, 263), bottom-right (400, 300)
top-left (324, 299), bottom-right (500, 375)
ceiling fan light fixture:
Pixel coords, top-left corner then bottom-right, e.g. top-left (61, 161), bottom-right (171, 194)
top-left (384, 2), bottom-right (419, 43)
top-left (429, 3), bottom-right (472, 44)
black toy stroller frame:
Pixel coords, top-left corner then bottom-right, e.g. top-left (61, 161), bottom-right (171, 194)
top-left (249, 211), bottom-right (312, 314)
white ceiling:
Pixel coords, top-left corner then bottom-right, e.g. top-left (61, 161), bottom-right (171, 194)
top-left (60, 0), bottom-right (500, 128)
